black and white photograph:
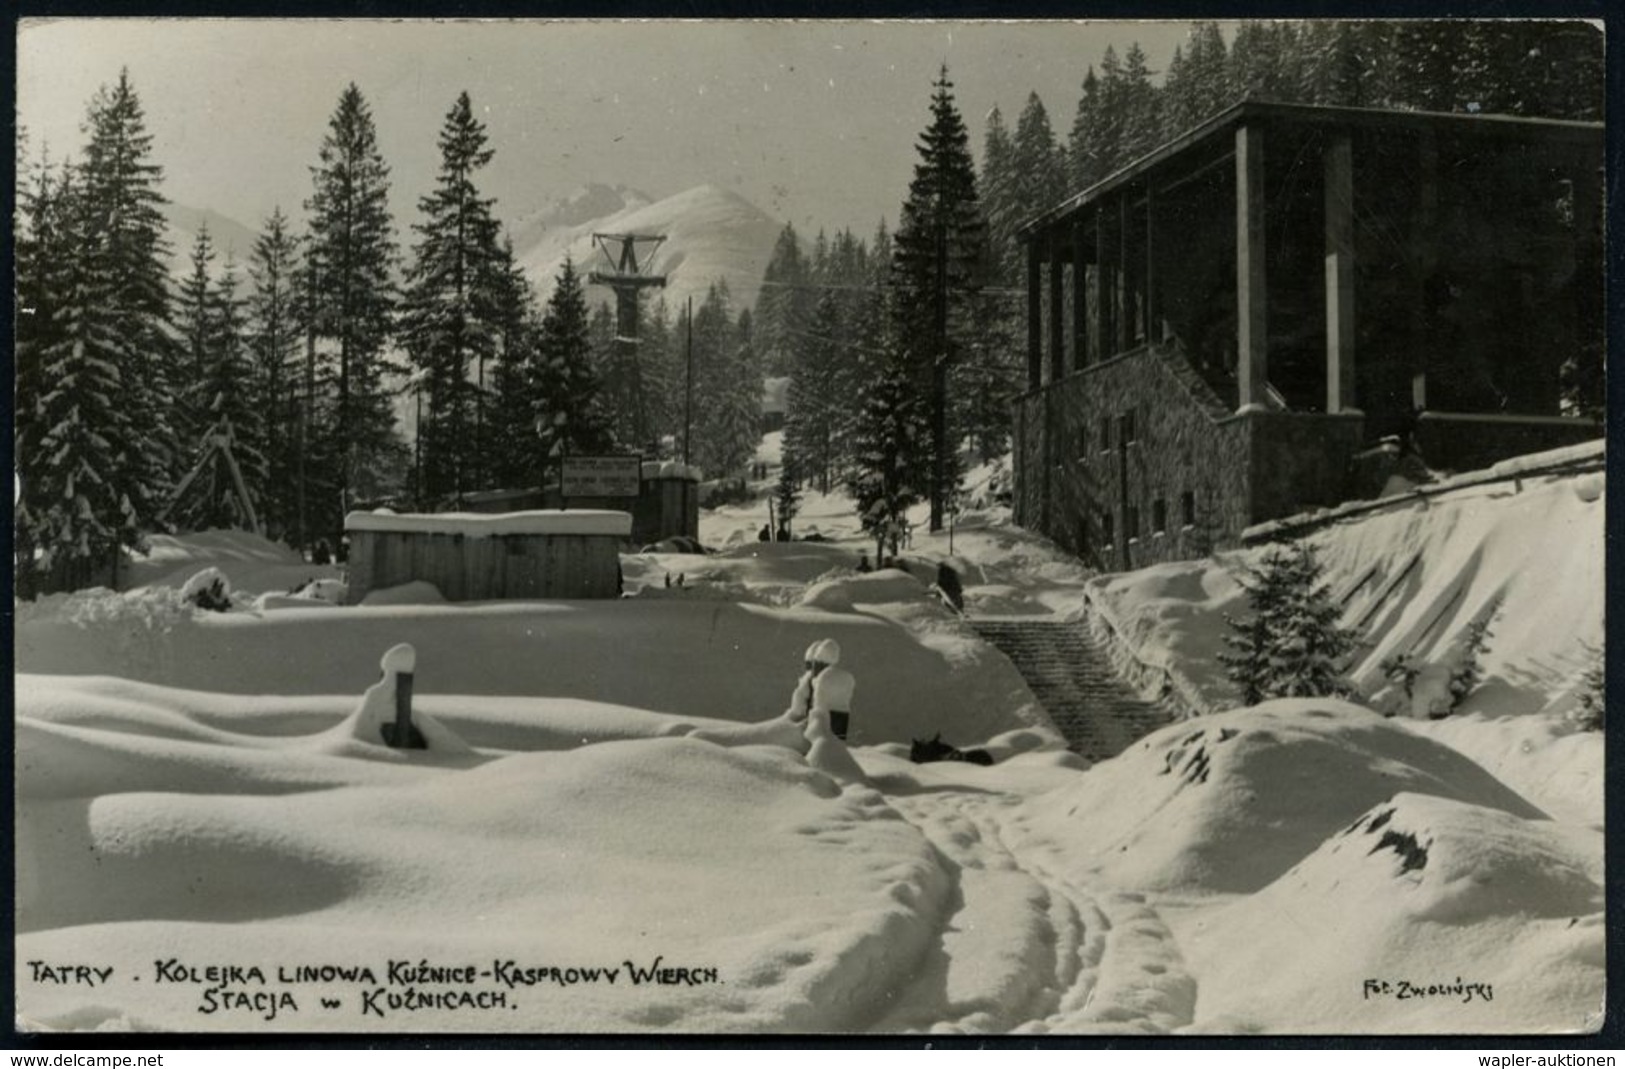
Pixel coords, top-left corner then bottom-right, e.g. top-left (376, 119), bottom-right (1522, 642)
top-left (11, 16), bottom-right (1608, 1038)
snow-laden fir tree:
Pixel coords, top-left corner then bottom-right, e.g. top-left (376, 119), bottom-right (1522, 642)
top-left (685, 281), bottom-right (761, 479)
top-left (178, 225), bottom-right (222, 442)
top-left (956, 287), bottom-right (1021, 463)
top-left (202, 254), bottom-right (267, 528)
top-left (305, 83), bottom-right (402, 536)
top-left (713, 306), bottom-right (768, 478)
top-left (75, 70), bottom-right (181, 553)
top-left (27, 162), bottom-right (130, 591)
top-left (1219, 541), bottom-right (1356, 705)
top-left (753, 223), bottom-right (814, 378)
top-left (15, 152), bottom-right (74, 584)
top-left (171, 241), bottom-right (266, 532)
top-left (399, 91), bottom-right (505, 505)
top-left (849, 286), bottom-right (926, 562)
top-left (783, 289), bottom-right (842, 494)
top-left (1066, 67), bottom-right (1107, 190)
top-left (533, 257), bottom-right (614, 459)
top-left (638, 295), bottom-right (680, 458)
top-left (774, 462), bottom-right (800, 540)
top-left (20, 71), bottom-right (178, 591)
top-left (1572, 642), bottom-right (1604, 733)
top-left (246, 207), bottom-right (302, 540)
top-left (977, 105), bottom-right (1018, 288)
top-left (1008, 94), bottom-right (1066, 267)
top-left (891, 65), bottom-right (989, 533)
top-left (592, 298), bottom-right (647, 452)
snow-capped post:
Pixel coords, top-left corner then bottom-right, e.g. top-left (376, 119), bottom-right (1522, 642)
top-left (378, 643), bottom-right (426, 750)
top-left (807, 638), bottom-right (856, 741)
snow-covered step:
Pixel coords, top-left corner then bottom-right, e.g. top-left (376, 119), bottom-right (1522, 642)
top-left (971, 618), bottom-right (1175, 763)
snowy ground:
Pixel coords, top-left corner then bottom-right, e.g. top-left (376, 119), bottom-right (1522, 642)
top-left (13, 441), bottom-right (1605, 1035)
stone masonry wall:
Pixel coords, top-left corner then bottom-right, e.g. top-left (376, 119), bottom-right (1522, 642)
top-left (1015, 346), bottom-right (1253, 569)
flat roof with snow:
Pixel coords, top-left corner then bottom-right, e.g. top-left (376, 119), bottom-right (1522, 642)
top-left (344, 510), bottom-right (633, 538)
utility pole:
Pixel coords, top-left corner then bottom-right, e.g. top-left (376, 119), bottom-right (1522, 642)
top-left (683, 296), bottom-right (695, 466)
top-left (588, 233), bottom-right (667, 454)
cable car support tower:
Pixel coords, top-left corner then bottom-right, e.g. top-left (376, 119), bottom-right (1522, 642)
top-left (588, 232), bottom-right (667, 454)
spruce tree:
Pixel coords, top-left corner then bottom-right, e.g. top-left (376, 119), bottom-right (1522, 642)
top-left (178, 224), bottom-right (221, 443)
top-left (774, 462), bottom-right (800, 539)
top-left (753, 223), bottom-right (813, 378)
top-left (485, 236), bottom-right (551, 490)
top-left (849, 286), bottom-right (926, 561)
top-left (29, 162), bottom-right (134, 589)
top-left (247, 208), bottom-right (302, 540)
top-left (74, 69), bottom-right (180, 556)
top-left (1219, 542), bottom-right (1356, 704)
top-left (1118, 43), bottom-right (1164, 162)
top-left (15, 154), bottom-right (74, 577)
top-left (305, 83), bottom-right (401, 533)
top-left (534, 257), bottom-right (613, 458)
top-left (1067, 67), bottom-right (1106, 189)
top-left (208, 255), bottom-right (266, 522)
top-left (639, 295), bottom-right (680, 458)
top-left (891, 65), bottom-right (988, 532)
top-left (21, 70), bottom-right (178, 589)
top-left (716, 305), bottom-right (767, 478)
top-left (400, 91), bottom-right (504, 505)
top-left (783, 289), bottom-right (842, 494)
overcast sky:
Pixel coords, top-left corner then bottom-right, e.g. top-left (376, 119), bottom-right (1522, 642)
top-left (18, 18), bottom-right (1203, 240)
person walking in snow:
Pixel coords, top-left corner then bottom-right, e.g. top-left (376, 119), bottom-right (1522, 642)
top-left (804, 638), bottom-right (856, 742)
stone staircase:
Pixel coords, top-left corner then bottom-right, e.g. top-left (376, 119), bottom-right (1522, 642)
top-left (972, 616), bottom-right (1177, 763)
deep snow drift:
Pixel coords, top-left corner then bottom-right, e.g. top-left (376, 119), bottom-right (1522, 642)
top-left (13, 443), bottom-right (1604, 1035)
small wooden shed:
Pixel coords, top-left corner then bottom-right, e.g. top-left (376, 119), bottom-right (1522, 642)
top-left (344, 510), bottom-right (631, 604)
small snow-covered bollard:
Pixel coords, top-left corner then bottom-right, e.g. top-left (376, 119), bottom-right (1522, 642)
top-left (807, 639), bottom-right (856, 742)
top-left (377, 643), bottom-right (426, 750)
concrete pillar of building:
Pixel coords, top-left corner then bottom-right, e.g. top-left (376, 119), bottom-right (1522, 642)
top-left (1324, 132), bottom-right (1358, 414)
top-left (1095, 213), bottom-right (1113, 361)
top-left (1049, 240), bottom-right (1066, 382)
top-left (1073, 218), bottom-right (1090, 368)
top-left (1026, 238), bottom-right (1042, 390)
top-left (1236, 123), bottom-right (1269, 410)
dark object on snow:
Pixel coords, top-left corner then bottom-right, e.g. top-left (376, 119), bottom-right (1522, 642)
top-left (641, 535), bottom-right (707, 555)
top-left (190, 577), bottom-right (232, 613)
top-left (802, 531), bottom-right (828, 543)
top-left (312, 540), bottom-right (333, 565)
top-left (857, 553), bottom-right (872, 574)
top-left (380, 670), bottom-right (426, 750)
top-left (675, 573), bottom-right (686, 588)
top-left (909, 733), bottom-right (994, 766)
top-left (935, 563), bottom-right (965, 613)
top-left (830, 711), bottom-right (850, 741)
top-left (758, 524), bottom-right (772, 542)
top-left (664, 573), bottom-right (673, 589)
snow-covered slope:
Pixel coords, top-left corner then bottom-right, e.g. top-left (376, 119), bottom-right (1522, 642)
top-left (1089, 443), bottom-right (1604, 724)
top-left (1178, 792), bottom-right (1603, 1033)
top-left (1013, 700), bottom-right (1544, 895)
top-left (12, 440), bottom-right (1605, 1036)
top-left (508, 182), bottom-right (653, 251)
top-left (18, 675), bottom-right (950, 1033)
top-left (517, 183), bottom-right (782, 314)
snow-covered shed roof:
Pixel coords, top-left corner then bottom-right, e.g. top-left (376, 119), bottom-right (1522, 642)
top-left (345, 510), bottom-right (633, 538)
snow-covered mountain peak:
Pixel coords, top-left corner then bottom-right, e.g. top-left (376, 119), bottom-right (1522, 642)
top-left (514, 182), bottom-right (783, 315)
